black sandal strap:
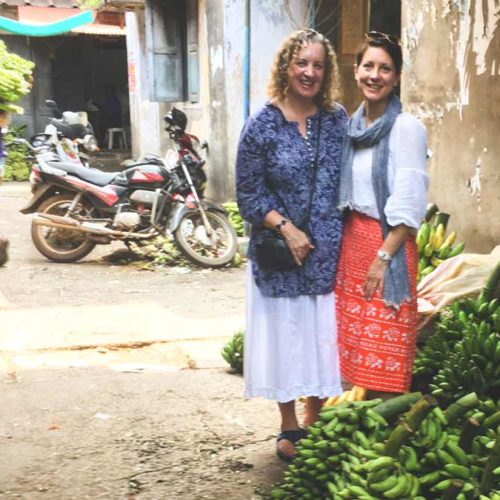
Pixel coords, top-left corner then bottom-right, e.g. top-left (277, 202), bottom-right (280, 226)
top-left (276, 428), bottom-right (307, 444)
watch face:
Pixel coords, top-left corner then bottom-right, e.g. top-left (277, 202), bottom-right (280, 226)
top-left (377, 250), bottom-right (391, 261)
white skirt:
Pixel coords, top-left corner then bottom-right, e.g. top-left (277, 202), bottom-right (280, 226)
top-left (244, 264), bottom-right (343, 403)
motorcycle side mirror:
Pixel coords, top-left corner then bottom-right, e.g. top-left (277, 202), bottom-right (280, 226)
top-left (45, 100), bottom-right (62, 119)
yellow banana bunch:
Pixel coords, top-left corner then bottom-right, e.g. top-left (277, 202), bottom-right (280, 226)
top-left (324, 385), bottom-right (367, 407)
top-left (416, 205), bottom-right (465, 283)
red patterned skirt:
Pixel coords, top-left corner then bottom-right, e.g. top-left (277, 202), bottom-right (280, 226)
top-left (334, 211), bottom-right (419, 393)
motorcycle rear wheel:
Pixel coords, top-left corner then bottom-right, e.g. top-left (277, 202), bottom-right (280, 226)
top-left (174, 209), bottom-right (238, 267)
top-left (31, 194), bottom-right (96, 263)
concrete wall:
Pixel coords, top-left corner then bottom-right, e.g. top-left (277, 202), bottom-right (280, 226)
top-left (402, 1), bottom-right (500, 252)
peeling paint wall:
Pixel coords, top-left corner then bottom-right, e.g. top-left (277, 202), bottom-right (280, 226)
top-left (402, 0), bottom-right (500, 252)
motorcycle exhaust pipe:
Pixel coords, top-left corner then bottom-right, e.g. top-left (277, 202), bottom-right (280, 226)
top-left (32, 213), bottom-right (154, 239)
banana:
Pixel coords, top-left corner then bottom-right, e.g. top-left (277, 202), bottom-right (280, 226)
top-left (369, 475), bottom-right (398, 493)
top-left (421, 265), bottom-right (435, 278)
top-left (402, 446), bottom-right (419, 471)
top-left (438, 243), bottom-right (451, 258)
top-left (431, 256), bottom-right (444, 267)
top-left (324, 395), bottom-right (339, 407)
top-left (437, 449), bottom-right (458, 466)
top-left (352, 430), bottom-right (371, 449)
top-left (432, 478), bottom-right (453, 491)
top-left (416, 222), bottom-right (430, 252)
top-left (346, 485), bottom-right (376, 498)
top-left (419, 470), bottom-right (441, 485)
top-left (362, 456), bottom-right (395, 473)
top-left (444, 463), bottom-right (471, 480)
top-left (382, 475), bottom-right (409, 499)
top-left (424, 242), bottom-right (434, 257)
top-left (444, 442), bottom-right (469, 467)
top-left (409, 474), bottom-right (421, 497)
top-left (368, 466), bottom-right (391, 483)
top-left (443, 230), bottom-right (457, 247)
top-left (429, 225), bottom-right (437, 248)
top-left (448, 242), bottom-right (465, 257)
top-left (434, 223), bottom-right (445, 249)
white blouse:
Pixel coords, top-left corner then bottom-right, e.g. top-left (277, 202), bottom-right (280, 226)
top-left (351, 113), bottom-right (429, 230)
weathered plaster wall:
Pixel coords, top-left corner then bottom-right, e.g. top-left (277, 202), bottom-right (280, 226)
top-left (402, 0), bottom-right (500, 252)
top-left (126, 10), bottom-right (160, 157)
top-left (222, 0), bottom-right (307, 200)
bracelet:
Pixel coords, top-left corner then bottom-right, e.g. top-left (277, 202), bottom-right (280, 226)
top-left (377, 250), bottom-right (392, 262)
top-left (275, 219), bottom-right (289, 232)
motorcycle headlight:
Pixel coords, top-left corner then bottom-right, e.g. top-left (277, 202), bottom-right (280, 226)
top-left (83, 134), bottom-right (99, 152)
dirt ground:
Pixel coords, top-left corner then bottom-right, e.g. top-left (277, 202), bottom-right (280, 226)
top-left (0, 183), bottom-right (292, 499)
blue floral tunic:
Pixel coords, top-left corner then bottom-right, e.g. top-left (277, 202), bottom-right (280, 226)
top-left (236, 103), bottom-right (347, 298)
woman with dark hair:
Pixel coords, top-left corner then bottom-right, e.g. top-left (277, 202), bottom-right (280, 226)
top-left (335, 32), bottom-right (429, 397)
top-left (236, 28), bottom-right (347, 461)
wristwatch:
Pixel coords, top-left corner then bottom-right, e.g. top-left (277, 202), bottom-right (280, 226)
top-left (377, 250), bottom-right (392, 262)
top-left (275, 219), bottom-right (289, 232)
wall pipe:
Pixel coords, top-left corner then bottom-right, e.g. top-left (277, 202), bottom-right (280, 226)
top-left (243, 0), bottom-right (251, 122)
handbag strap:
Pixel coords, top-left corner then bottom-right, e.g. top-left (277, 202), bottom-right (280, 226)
top-left (272, 111), bottom-right (323, 231)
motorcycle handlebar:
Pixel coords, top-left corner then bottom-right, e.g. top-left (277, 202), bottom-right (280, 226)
top-left (6, 138), bottom-right (49, 154)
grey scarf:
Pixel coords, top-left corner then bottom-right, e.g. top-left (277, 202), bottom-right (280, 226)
top-left (338, 94), bottom-right (410, 308)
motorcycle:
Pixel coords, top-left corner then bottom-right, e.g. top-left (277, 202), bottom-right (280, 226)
top-left (20, 108), bottom-right (238, 267)
top-left (41, 99), bottom-right (98, 168)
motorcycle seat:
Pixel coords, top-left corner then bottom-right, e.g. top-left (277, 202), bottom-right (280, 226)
top-left (45, 161), bottom-right (119, 187)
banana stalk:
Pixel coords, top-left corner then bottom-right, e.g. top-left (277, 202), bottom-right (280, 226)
top-left (479, 262), bottom-right (500, 304)
top-left (383, 395), bottom-right (437, 457)
top-left (458, 417), bottom-right (482, 453)
top-left (479, 426), bottom-right (500, 493)
top-left (425, 203), bottom-right (439, 223)
top-left (434, 211), bottom-right (450, 231)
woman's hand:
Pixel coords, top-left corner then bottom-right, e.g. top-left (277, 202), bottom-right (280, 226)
top-left (281, 223), bottom-right (314, 266)
top-left (363, 258), bottom-right (389, 300)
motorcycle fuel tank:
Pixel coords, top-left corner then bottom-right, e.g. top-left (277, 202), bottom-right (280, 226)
top-left (114, 163), bottom-right (169, 190)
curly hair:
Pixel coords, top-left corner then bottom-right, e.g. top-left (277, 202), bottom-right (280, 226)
top-left (267, 28), bottom-right (342, 110)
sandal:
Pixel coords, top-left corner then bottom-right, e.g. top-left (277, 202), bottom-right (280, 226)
top-left (276, 428), bottom-right (308, 463)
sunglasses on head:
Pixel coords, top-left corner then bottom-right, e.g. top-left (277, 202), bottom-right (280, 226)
top-left (365, 31), bottom-right (400, 45)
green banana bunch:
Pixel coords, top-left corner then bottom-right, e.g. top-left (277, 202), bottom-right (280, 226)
top-left (271, 399), bottom-right (392, 498)
top-left (222, 202), bottom-right (245, 236)
top-left (271, 393), bottom-right (500, 499)
top-left (413, 295), bottom-right (500, 393)
top-left (220, 329), bottom-right (244, 374)
top-left (0, 40), bottom-right (34, 106)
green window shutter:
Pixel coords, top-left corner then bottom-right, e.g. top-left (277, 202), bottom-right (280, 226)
top-left (186, 0), bottom-right (199, 103)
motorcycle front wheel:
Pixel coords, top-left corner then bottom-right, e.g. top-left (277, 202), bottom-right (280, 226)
top-left (174, 209), bottom-right (238, 268)
top-left (31, 194), bottom-right (96, 263)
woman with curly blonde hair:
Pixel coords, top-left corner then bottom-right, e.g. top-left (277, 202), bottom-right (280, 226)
top-left (236, 28), bottom-right (347, 462)
top-left (267, 29), bottom-right (342, 110)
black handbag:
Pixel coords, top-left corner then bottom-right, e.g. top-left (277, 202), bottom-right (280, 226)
top-left (255, 113), bottom-right (322, 272)
top-left (255, 232), bottom-right (296, 271)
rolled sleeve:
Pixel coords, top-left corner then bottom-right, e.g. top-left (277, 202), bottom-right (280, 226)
top-left (236, 119), bottom-right (281, 227)
top-left (385, 114), bottom-right (429, 229)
